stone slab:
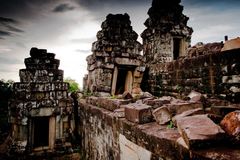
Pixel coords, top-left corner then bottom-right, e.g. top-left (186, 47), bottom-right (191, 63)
top-left (211, 105), bottom-right (240, 117)
top-left (98, 97), bottom-right (132, 111)
top-left (172, 108), bottom-right (204, 126)
top-left (177, 114), bottom-right (225, 149)
top-left (152, 106), bottom-right (172, 125)
top-left (124, 103), bottom-right (153, 124)
top-left (168, 101), bottom-right (203, 115)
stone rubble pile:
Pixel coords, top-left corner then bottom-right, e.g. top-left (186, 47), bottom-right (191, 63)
top-left (85, 90), bottom-right (240, 149)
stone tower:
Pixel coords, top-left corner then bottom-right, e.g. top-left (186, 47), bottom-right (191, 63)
top-left (85, 13), bottom-right (145, 96)
top-left (9, 48), bottom-right (73, 153)
top-left (141, 0), bottom-right (193, 64)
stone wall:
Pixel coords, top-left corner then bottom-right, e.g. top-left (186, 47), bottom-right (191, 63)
top-left (78, 99), bottom-right (183, 160)
top-left (77, 97), bottom-right (240, 160)
top-left (145, 47), bottom-right (240, 103)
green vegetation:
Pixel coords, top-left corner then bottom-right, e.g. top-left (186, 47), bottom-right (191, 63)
top-left (0, 79), bottom-right (13, 143)
top-left (110, 95), bottom-right (117, 99)
top-left (167, 120), bottom-right (174, 129)
top-left (64, 77), bottom-right (80, 93)
top-left (82, 89), bottom-right (93, 98)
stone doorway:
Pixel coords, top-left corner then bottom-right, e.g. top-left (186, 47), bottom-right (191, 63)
top-left (33, 117), bottom-right (49, 148)
top-left (112, 67), bottom-right (133, 95)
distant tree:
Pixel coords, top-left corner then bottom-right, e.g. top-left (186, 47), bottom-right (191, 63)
top-left (0, 79), bottom-right (13, 143)
top-left (64, 77), bottom-right (80, 93)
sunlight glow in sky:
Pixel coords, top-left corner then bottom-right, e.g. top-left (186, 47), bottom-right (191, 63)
top-left (0, 0), bottom-right (239, 88)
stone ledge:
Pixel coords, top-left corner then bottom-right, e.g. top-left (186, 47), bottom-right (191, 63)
top-left (79, 100), bottom-right (240, 159)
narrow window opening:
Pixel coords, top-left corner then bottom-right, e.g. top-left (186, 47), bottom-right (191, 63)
top-left (173, 38), bottom-right (181, 60)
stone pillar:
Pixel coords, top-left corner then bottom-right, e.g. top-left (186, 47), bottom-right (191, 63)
top-left (125, 71), bottom-right (133, 93)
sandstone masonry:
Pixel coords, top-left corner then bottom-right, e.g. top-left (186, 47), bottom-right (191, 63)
top-left (8, 48), bottom-right (73, 153)
top-left (84, 13), bottom-right (145, 96)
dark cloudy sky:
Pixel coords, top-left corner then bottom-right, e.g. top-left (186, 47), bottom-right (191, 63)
top-left (0, 0), bottom-right (239, 87)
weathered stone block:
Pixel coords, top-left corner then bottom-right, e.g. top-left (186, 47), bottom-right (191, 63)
top-left (172, 108), bottom-right (204, 126)
top-left (122, 91), bottom-right (133, 99)
top-left (124, 103), bottom-right (153, 124)
top-left (211, 105), bottom-right (240, 117)
top-left (168, 101), bottom-right (203, 115)
top-left (220, 110), bottom-right (240, 143)
top-left (177, 115), bottom-right (225, 149)
top-left (98, 97), bottom-right (131, 111)
top-left (115, 57), bottom-right (140, 66)
top-left (143, 96), bottom-right (172, 109)
top-left (113, 108), bottom-right (125, 118)
top-left (86, 96), bottom-right (99, 106)
top-left (13, 83), bottom-right (30, 92)
top-left (152, 106), bottom-right (172, 125)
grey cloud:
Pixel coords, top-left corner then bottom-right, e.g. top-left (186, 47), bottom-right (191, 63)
top-left (0, 17), bottom-right (18, 24)
top-left (75, 0), bottom-right (148, 10)
top-left (76, 49), bottom-right (90, 54)
top-left (0, 30), bottom-right (12, 39)
top-left (182, 0), bottom-right (240, 7)
top-left (0, 56), bottom-right (22, 65)
top-left (0, 17), bottom-right (24, 39)
top-left (71, 37), bottom-right (95, 43)
top-left (0, 30), bottom-right (11, 37)
top-left (0, 68), bottom-right (16, 73)
top-left (53, 3), bottom-right (75, 13)
top-left (4, 24), bottom-right (24, 33)
top-left (0, 0), bottom-right (57, 18)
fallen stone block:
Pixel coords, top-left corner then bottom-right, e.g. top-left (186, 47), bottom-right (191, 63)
top-left (177, 115), bottom-right (225, 149)
top-left (140, 92), bottom-right (154, 99)
top-left (207, 113), bottom-right (223, 124)
top-left (98, 97), bottom-right (131, 111)
top-left (168, 101), bottom-right (203, 115)
top-left (124, 103), bottom-right (153, 124)
top-left (152, 106), bottom-right (172, 125)
top-left (86, 96), bottom-right (98, 106)
top-left (211, 105), bottom-right (240, 117)
top-left (188, 90), bottom-right (210, 108)
top-left (208, 98), bottom-right (231, 106)
top-left (172, 108), bottom-right (204, 126)
top-left (220, 110), bottom-right (240, 143)
top-left (122, 91), bottom-right (133, 99)
top-left (187, 90), bottom-right (202, 101)
top-left (143, 96), bottom-right (172, 109)
top-left (113, 108), bottom-right (125, 118)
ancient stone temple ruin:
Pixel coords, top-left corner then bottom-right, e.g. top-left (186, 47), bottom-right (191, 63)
top-left (8, 48), bottom-right (73, 153)
top-left (141, 0), bottom-right (193, 64)
top-left (3, 0), bottom-right (240, 159)
top-left (84, 13), bottom-right (145, 96)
